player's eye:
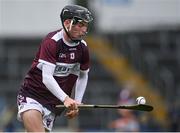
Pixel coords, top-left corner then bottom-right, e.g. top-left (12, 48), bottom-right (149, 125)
top-left (77, 21), bottom-right (88, 28)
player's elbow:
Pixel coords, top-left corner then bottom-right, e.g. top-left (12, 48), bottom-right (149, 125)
top-left (42, 74), bottom-right (51, 86)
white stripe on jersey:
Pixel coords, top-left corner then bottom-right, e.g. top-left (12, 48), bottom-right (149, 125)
top-left (81, 40), bottom-right (87, 46)
top-left (37, 59), bottom-right (56, 70)
top-left (51, 31), bottom-right (62, 42)
top-left (51, 30), bottom-right (86, 47)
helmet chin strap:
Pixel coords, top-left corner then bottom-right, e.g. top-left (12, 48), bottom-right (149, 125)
top-left (69, 19), bottom-right (73, 31)
top-left (63, 19), bottom-right (80, 44)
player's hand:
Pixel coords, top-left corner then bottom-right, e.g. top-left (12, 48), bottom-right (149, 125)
top-left (63, 96), bottom-right (80, 119)
top-left (65, 108), bottom-right (79, 119)
top-left (63, 96), bottom-right (78, 110)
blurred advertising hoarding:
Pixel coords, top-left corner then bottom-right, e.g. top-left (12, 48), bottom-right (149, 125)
top-left (0, 0), bottom-right (73, 37)
top-left (89, 0), bottom-right (180, 33)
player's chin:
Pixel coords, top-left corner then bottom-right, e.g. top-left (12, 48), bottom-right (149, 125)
top-left (72, 36), bottom-right (82, 40)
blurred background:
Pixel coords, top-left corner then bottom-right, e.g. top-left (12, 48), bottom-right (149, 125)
top-left (0, 0), bottom-right (180, 132)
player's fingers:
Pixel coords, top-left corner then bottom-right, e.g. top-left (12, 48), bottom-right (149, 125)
top-left (64, 96), bottom-right (77, 110)
top-left (67, 109), bottom-right (79, 116)
top-left (68, 103), bottom-right (76, 110)
top-left (70, 102), bottom-right (79, 110)
top-left (74, 103), bottom-right (78, 110)
top-left (65, 109), bottom-right (79, 119)
top-left (65, 112), bottom-right (74, 119)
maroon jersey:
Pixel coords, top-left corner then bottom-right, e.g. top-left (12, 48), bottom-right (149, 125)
top-left (18, 29), bottom-right (90, 114)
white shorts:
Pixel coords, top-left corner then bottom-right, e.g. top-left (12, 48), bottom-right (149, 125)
top-left (17, 96), bottom-right (55, 131)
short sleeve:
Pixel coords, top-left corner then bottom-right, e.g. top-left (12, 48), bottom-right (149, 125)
top-left (39, 39), bottom-right (57, 65)
top-left (80, 44), bottom-right (90, 70)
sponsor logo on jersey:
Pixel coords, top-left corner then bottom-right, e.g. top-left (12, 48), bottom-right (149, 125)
top-left (54, 62), bottom-right (80, 76)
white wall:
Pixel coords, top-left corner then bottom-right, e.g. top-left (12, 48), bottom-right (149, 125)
top-left (90, 0), bottom-right (180, 33)
top-left (0, 0), bottom-right (73, 37)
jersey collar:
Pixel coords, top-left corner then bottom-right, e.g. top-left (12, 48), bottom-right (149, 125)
top-left (61, 30), bottom-right (79, 47)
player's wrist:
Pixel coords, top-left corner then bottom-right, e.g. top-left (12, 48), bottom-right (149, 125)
top-left (63, 95), bottom-right (69, 103)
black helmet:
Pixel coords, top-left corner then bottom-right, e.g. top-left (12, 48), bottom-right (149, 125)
top-left (60, 5), bottom-right (93, 24)
top-left (60, 5), bottom-right (93, 43)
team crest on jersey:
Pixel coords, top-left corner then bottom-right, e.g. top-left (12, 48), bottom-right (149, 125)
top-left (70, 53), bottom-right (75, 59)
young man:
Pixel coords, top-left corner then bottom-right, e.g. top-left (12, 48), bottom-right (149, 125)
top-left (17, 5), bottom-right (93, 132)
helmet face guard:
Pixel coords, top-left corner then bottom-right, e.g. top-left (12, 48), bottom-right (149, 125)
top-left (60, 5), bottom-right (93, 43)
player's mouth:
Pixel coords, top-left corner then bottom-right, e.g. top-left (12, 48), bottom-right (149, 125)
top-left (71, 32), bottom-right (86, 40)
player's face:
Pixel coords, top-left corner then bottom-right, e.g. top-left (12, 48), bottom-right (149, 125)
top-left (64, 19), bottom-right (88, 40)
top-left (70, 21), bottom-right (88, 40)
